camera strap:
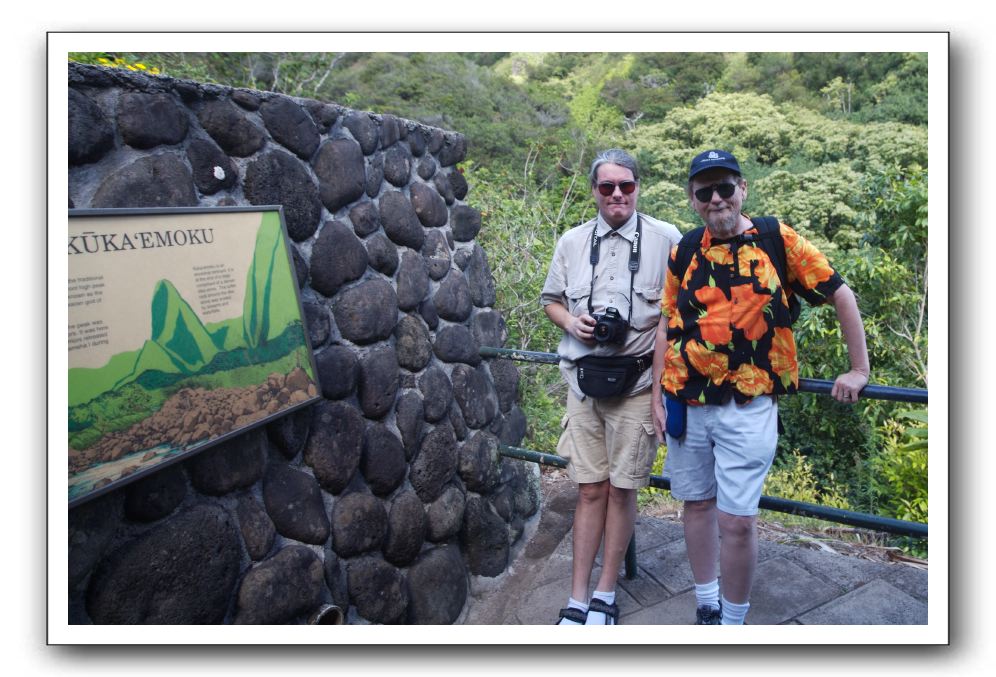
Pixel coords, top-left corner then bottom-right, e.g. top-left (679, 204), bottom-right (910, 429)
top-left (588, 215), bottom-right (642, 325)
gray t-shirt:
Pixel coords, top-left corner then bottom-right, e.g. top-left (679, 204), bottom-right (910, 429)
top-left (541, 211), bottom-right (681, 399)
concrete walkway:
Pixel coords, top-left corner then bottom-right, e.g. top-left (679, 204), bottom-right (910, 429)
top-left (462, 476), bottom-right (928, 625)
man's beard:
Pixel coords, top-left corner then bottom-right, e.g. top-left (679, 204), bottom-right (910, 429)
top-left (707, 209), bottom-right (739, 238)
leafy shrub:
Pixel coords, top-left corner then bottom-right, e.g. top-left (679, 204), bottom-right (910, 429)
top-left (764, 448), bottom-right (851, 507)
top-left (639, 442), bottom-right (668, 502)
top-left (69, 53), bottom-right (161, 74)
top-left (871, 410), bottom-right (928, 523)
top-left (761, 448), bottom-right (852, 529)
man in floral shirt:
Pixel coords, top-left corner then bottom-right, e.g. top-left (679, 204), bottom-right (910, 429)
top-left (650, 149), bottom-right (870, 625)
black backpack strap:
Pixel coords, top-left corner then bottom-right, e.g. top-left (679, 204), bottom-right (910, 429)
top-left (749, 216), bottom-right (787, 283)
top-left (749, 216), bottom-right (801, 322)
top-left (673, 226), bottom-right (706, 285)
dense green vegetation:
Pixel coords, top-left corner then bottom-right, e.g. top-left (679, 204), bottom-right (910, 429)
top-left (71, 52), bottom-right (930, 550)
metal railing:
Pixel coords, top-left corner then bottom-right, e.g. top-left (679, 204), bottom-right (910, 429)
top-left (480, 346), bottom-right (928, 405)
top-left (481, 346), bottom-right (929, 578)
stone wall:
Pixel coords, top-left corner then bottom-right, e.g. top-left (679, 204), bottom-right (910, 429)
top-left (67, 62), bottom-right (537, 625)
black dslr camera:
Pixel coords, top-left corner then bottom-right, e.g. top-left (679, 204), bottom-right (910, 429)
top-left (592, 307), bottom-right (629, 344)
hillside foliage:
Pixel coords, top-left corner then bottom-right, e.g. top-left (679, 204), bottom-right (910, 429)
top-left (69, 51), bottom-right (931, 547)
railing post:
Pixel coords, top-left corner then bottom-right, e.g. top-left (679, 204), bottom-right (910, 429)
top-left (624, 535), bottom-right (638, 580)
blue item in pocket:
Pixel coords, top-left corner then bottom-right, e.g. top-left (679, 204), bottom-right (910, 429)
top-left (664, 395), bottom-right (687, 439)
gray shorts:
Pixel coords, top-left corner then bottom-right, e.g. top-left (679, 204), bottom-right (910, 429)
top-left (664, 395), bottom-right (778, 516)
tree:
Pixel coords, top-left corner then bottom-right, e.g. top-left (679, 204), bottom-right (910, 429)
top-left (821, 76), bottom-right (853, 115)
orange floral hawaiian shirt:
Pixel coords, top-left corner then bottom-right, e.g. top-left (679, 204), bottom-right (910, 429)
top-left (661, 220), bottom-right (843, 404)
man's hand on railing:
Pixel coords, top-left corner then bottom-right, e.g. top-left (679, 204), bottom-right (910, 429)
top-left (831, 368), bottom-right (870, 403)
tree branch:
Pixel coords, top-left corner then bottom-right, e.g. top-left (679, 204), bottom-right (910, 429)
top-left (314, 52), bottom-right (347, 93)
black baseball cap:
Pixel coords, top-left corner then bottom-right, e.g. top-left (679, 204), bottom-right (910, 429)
top-left (688, 149), bottom-right (741, 181)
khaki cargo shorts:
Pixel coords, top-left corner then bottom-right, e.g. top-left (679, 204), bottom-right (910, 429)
top-left (556, 389), bottom-right (658, 489)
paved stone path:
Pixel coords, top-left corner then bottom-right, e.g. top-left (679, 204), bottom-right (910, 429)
top-left (462, 477), bottom-right (927, 625)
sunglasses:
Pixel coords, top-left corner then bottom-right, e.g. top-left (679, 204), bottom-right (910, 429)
top-left (693, 182), bottom-right (738, 203)
top-left (596, 181), bottom-right (638, 196)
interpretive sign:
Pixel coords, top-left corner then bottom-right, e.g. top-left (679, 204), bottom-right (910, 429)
top-left (67, 206), bottom-right (320, 507)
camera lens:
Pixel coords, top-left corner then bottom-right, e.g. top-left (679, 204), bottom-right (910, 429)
top-left (594, 323), bottom-right (609, 341)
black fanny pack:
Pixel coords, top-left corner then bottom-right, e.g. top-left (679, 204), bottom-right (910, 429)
top-left (576, 353), bottom-right (653, 399)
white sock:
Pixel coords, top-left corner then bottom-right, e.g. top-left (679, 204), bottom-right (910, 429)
top-left (720, 596), bottom-right (750, 625)
top-left (585, 590), bottom-right (616, 625)
top-left (557, 597), bottom-right (588, 625)
top-left (694, 579), bottom-right (720, 610)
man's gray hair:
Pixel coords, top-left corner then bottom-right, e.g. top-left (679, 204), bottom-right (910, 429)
top-left (589, 148), bottom-right (639, 186)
